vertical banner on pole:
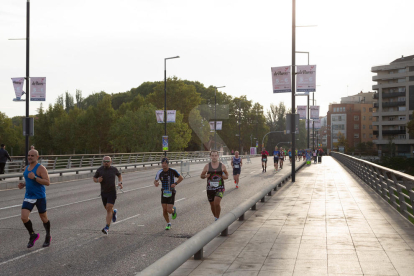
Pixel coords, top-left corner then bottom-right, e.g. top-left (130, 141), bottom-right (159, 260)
top-left (310, 106), bottom-right (320, 120)
top-left (166, 110), bottom-right (176, 123)
top-left (209, 121), bottom-right (215, 131)
top-left (156, 110), bottom-right (164, 123)
top-left (297, 105), bottom-right (307, 119)
top-left (271, 66), bottom-right (292, 93)
top-left (256, 140), bottom-right (259, 147)
top-left (162, 136), bottom-right (168, 151)
top-left (314, 119), bottom-right (321, 129)
top-left (12, 78), bottom-right (25, 100)
top-left (30, 77), bottom-right (46, 101)
top-left (216, 121), bottom-right (222, 130)
top-left (296, 65), bottom-right (316, 92)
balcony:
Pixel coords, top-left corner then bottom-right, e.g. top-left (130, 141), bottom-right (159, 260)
top-left (382, 101), bottom-right (406, 107)
top-left (373, 93), bottom-right (379, 99)
top-left (382, 130), bottom-right (406, 135)
top-left (382, 92), bottom-right (406, 98)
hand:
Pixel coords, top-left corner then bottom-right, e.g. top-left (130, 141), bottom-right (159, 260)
top-left (118, 183), bottom-right (123, 189)
top-left (98, 177), bottom-right (103, 183)
top-left (28, 172), bottom-right (35, 180)
top-left (18, 183), bottom-right (25, 189)
top-left (205, 174), bottom-right (211, 179)
top-left (154, 181), bottom-right (159, 187)
top-left (171, 184), bottom-right (177, 188)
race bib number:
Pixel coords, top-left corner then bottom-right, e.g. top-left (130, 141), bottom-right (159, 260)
top-left (234, 165), bottom-right (240, 169)
top-left (263, 158), bottom-right (267, 161)
top-left (210, 181), bottom-right (220, 187)
top-left (163, 190), bottom-right (172, 198)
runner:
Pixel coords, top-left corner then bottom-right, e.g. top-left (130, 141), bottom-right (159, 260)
top-left (18, 149), bottom-right (51, 248)
top-left (154, 157), bottom-right (183, 230)
top-left (284, 149), bottom-right (287, 160)
top-left (302, 149), bottom-right (306, 161)
top-left (93, 156), bottom-right (123, 235)
top-left (273, 146), bottom-right (280, 172)
top-left (295, 149), bottom-right (299, 161)
top-left (279, 147), bottom-right (284, 169)
top-left (261, 148), bottom-right (269, 172)
top-left (297, 149), bottom-right (301, 162)
top-left (200, 150), bottom-right (229, 221)
top-left (231, 151), bottom-right (242, 189)
top-left (288, 149), bottom-right (292, 163)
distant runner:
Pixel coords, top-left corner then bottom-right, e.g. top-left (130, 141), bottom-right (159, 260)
top-left (231, 151), bottom-right (242, 189)
top-left (154, 157), bottom-right (183, 230)
top-left (273, 146), bottom-right (280, 172)
top-left (18, 149), bottom-right (52, 248)
top-left (93, 156), bottom-right (123, 235)
top-left (261, 148), bottom-right (269, 172)
top-left (279, 147), bottom-right (284, 169)
top-left (200, 150), bottom-right (229, 221)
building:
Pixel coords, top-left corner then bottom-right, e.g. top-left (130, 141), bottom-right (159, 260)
top-left (371, 55), bottom-right (414, 156)
top-left (327, 102), bottom-right (376, 150)
top-left (341, 91), bottom-right (376, 104)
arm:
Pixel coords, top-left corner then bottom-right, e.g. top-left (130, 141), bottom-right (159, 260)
top-left (28, 165), bottom-right (50, 186)
top-left (240, 157), bottom-right (243, 167)
top-left (6, 151), bottom-right (11, 162)
top-left (93, 170), bottom-right (103, 183)
top-left (222, 164), bottom-right (229, 180)
top-left (200, 164), bottom-right (210, 179)
top-left (171, 175), bottom-right (183, 188)
top-left (117, 174), bottom-right (123, 189)
top-left (154, 170), bottom-right (160, 187)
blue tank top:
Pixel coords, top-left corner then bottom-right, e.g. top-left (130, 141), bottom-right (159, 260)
top-left (232, 157), bottom-right (241, 166)
top-left (24, 163), bottom-right (46, 199)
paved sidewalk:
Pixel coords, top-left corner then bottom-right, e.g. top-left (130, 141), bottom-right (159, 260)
top-left (172, 156), bottom-right (414, 276)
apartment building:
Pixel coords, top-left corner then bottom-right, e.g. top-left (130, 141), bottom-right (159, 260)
top-left (327, 102), bottom-right (375, 150)
top-left (371, 55), bottom-right (414, 156)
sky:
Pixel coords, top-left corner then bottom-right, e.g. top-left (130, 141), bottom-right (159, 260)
top-left (1, 0), bottom-right (414, 119)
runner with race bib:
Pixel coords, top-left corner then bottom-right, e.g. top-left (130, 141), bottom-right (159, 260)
top-left (261, 148), bottom-right (269, 173)
top-left (231, 151), bottom-right (242, 189)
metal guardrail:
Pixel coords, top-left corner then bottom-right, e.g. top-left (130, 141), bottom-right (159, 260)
top-left (2, 153), bottom-right (261, 181)
top-left (331, 152), bottom-right (414, 223)
top-left (138, 160), bottom-right (306, 276)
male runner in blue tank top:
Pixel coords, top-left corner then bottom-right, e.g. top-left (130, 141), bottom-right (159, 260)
top-left (273, 146), bottom-right (280, 172)
top-left (231, 151), bottom-right (242, 189)
top-left (200, 150), bottom-right (229, 221)
top-left (18, 149), bottom-right (51, 248)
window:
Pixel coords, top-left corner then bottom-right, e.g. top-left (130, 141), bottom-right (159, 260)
top-left (370, 134), bottom-right (373, 138)
top-left (389, 117), bottom-right (394, 121)
top-left (369, 125), bottom-right (373, 129)
top-left (354, 116), bottom-right (359, 121)
top-left (399, 116), bottom-right (406, 120)
top-left (354, 134), bottom-right (359, 138)
top-left (332, 116), bottom-right (337, 121)
top-left (399, 106), bottom-right (406, 111)
top-left (398, 78), bottom-right (405, 83)
top-left (342, 107), bottom-right (345, 112)
top-left (398, 135), bottom-right (406, 139)
top-left (369, 116), bottom-right (372, 120)
top-left (363, 107), bottom-right (366, 112)
top-left (363, 116), bottom-right (366, 120)
top-left (334, 108), bottom-right (336, 112)
top-left (369, 108), bottom-right (373, 112)
top-left (398, 97), bottom-right (406, 101)
top-left (338, 116), bottom-right (342, 121)
top-left (354, 124), bottom-right (359, 129)
top-left (363, 125), bottom-right (366, 129)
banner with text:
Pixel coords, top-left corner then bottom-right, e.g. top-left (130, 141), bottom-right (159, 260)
top-left (30, 77), bottom-right (46, 101)
top-left (209, 121), bottom-right (215, 131)
top-left (156, 110), bottom-right (164, 123)
top-left (167, 110), bottom-right (176, 123)
top-left (314, 119), bottom-right (321, 129)
top-left (216, 121), bottom-right (222, 130)
top-left (271, 66), bottom-right (291, 93)
top-left (310, 105), bottom-right (320, 120)
top-left (297, 105), bottom-right (307, 120)
top-left (296, 65), bottom-right (316, 92)
top-left (12, 77), bottom-right (25, 99)
top-left (155, 110), bottom-right (176, 123)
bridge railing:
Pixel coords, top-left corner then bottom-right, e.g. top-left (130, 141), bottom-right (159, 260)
top-left (331, 151), bottom-right (414, 224)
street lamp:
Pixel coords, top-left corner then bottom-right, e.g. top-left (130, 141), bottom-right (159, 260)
top-left (164, 56), bottom-right (180, 157)
top-left (213, 86), bottom-right (225, 150)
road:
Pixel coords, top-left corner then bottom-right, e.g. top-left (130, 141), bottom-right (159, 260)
top-left (0, 157), bottom-right (299, 276)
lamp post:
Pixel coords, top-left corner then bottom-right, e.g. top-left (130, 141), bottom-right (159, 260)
top-left (164, 56), bottom-right (180, 157)
top-left (295, 51), bottom-right (310, 150)
top-left (291, 0), bottom-right (296, 182)
top-left (213, 86), bottom-right (225, 150)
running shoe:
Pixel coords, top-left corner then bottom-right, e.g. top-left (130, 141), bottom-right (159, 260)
top-left (112, 209), bottom-right (117, 223)
top-left (236, 185), bottom-right (239, 189)
top-left (165, 224), bottom-right (171, 230)
top-left (43, 235), bottom-right (51, 247)
top-left (215, 217), bottom-right (219, 221)
top-left (27, 233), bottom-right (39, 248)
top-left (102, 226), bottom-right (109, 235)
top-left (172, 207), bottom-right (177, 220)
top-left (234, 180), bottom-right (236, 184)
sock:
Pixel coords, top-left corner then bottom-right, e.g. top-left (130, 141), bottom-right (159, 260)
top-left (106, 224), bottom-right (110, 229)
top-left (167, 222), bottom-right (171, 226)
top-left (24, 220), bottom-right (35, 235)
top-left (43, 220), bottom-right (51, 236)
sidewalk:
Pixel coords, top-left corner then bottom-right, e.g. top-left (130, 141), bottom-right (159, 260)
top-left (172, 156), bottom-right (414, 276)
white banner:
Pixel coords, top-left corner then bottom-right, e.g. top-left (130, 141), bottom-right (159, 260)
top-left (156, 110), bottom-right (176, 123)
top-left (314, 119), bottom-right (321, 129)
top-left (12, 77), bottom-right (25, 99)
top-left (156, 110), bottom-right (164, 123)
top-left (297, 105), bottom-right (307, 120)
top-left (30, 77), bottom-right (46, 101)
top-left (167, 110), bottom-right (176, 123)
top-left (209, 121), bottom-right (215, 131)
top-left (310, 105), bottom-right (320, 120)
top-left (305, 119), bottom-right (312, 130)
top-left (296, 65), bottom-right (316, 92)
top-left (271, 66), bottom-right (291, 93)
top-left (216, 121), bottom-right (222, 130)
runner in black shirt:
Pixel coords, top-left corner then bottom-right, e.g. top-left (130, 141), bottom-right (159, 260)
top-left (154, 158), bottom-right (183, 230)
top-left (93, 156), bottom-right (123, 235)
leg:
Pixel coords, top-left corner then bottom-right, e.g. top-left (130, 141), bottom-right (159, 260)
top-left (214, 196), bottom-right (222, 218)
top-left (21, 208), bottom-right (31, 224)
top-left (162, 204), bottom-right (170, 223)
top-left (209, 201), bottom-right (216, 218)
top-left (105, 203), bottom-right (114, 226)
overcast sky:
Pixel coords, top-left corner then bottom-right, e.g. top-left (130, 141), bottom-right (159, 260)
top-left (1, 0), bottom-right (413, 119)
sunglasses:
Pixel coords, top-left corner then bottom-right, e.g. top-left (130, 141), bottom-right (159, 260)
top-left (28, 155), bottom-right (36, 157)
top-left (103, 160), bottom-right (111, 163)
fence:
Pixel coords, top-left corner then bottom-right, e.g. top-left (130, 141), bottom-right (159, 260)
top-left (138, 160), bottom-right (306, 276)
top-left (331, 152), bottom-right (414, 224)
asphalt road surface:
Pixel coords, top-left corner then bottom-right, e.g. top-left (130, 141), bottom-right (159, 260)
top-left (0, 156), bottom-right (299, 276)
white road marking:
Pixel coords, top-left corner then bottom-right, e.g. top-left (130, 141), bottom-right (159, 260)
top-left (250, 171), bottom-right (256, 174)
top-left (0, 204), bottom-right (21, 210)
top-left (202, 190), bottom-right (206, 193)
top-left (114, 214), bottom-right (140, 224)
top-left (175, 198), bottom-right (186, 202)
top-left (0, 185), bottom-right (154, 221)
top-left (0, 248), bottom-right (45, 266)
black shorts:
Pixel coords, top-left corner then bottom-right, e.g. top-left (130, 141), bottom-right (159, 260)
top-left (161, 190), bottom-right (176, 205)
top-left (262, 158), bottom-right (268, 163)
top-left (101, 191), bottom-right (117, 207)
top-left (22, 198), bottom-right (47, 214)
top-left (233, 168), bottom-right (241, 175)
top-left (207, 189), bottom-right (224, 202)
top-left (274, 157), bottom-right (279, 163)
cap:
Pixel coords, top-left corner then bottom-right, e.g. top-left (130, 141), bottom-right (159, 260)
top-left (161, 158), bottom-right (169, 164)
